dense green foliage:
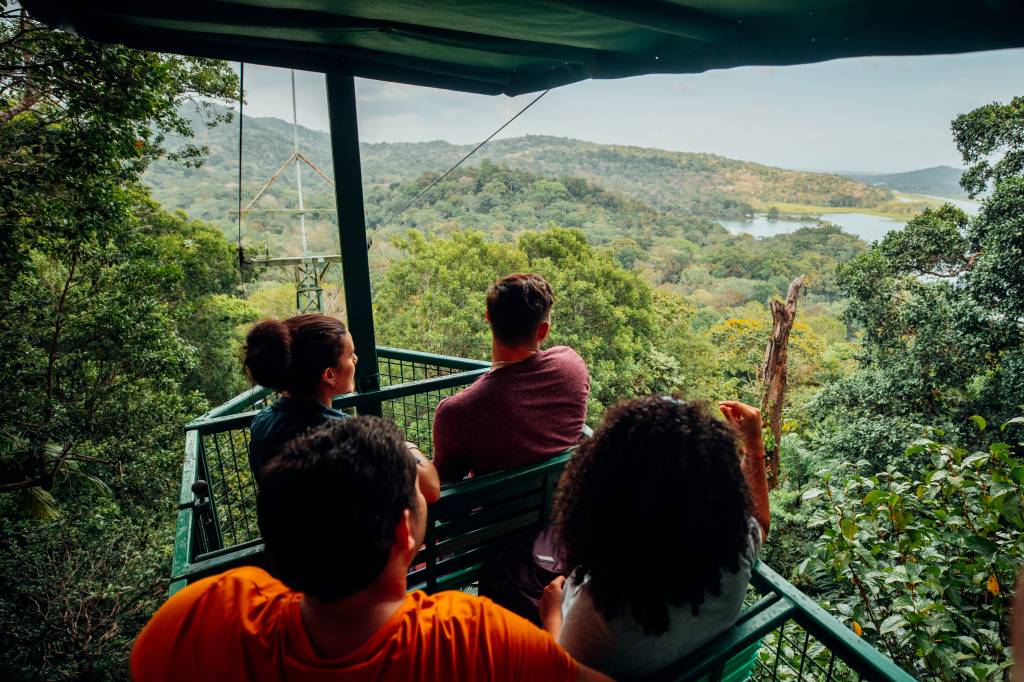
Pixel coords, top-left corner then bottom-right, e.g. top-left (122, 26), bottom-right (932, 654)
top-left (143, 105), bottom-right (893, 241)
top-left (955, 95), bottom-right (1024, 200)
top-left (801, 419), bottom-right (1023, 680)
top-left (0, 4), bottom-right (236, 293)
top-left (0, 200), bottom-right (254, 679)
top-left (374, 225), bottom-right (852, 420)
top-left (4, 6), bottom-right (1024, 678)
top-left (377, 228), bottom-right (666, 413)
top-left (0, 7), bottom-right (245, 679)
top-left (764, 95), bottom-right (1024, 678)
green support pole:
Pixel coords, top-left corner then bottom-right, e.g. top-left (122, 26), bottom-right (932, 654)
top-left (325, 73), bottom-right (381, 404)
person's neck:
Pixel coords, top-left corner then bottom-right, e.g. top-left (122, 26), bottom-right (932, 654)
top-left (282, 387), bottom-right (334, 409)
top-left (299, 570), bottom-right (408, 660)
top-left (312, 384), bottom-right (336, 409)
top-left (491, 340), bottom-right (540, 365)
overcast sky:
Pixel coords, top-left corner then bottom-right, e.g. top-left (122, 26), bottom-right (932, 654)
top-left (234, 48), bottom-right (1024, 174)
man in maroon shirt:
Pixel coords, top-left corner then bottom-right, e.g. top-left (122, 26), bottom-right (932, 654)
top-left (432, 273), bottom-right (590, 482)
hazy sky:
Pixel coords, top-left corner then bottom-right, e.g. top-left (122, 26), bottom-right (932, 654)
top-left (234, 48), bottom-right (1024, 174)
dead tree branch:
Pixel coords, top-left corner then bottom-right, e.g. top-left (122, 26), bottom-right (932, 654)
top-left (759, 275), bottom-right (805, 489)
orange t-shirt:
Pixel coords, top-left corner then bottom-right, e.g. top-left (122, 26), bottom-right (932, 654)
top-left (131, 567), bottom-right (578, 682)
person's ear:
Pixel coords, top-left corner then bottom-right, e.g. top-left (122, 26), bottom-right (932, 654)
top-left (322, 366), bottom-right (335, 387)
top-left (536, 320), bottom-right (550, 344)
top-left (394, 509), bottom-right (417, 557)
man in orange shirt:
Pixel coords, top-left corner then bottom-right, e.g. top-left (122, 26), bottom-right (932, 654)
top-left (131, 417), bottom-right (612, 682)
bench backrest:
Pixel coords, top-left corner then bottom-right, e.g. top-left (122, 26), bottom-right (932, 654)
top-left (412, 450), bottom-right (571, 593)
top-left (174, 450), bottom-right (572, 595)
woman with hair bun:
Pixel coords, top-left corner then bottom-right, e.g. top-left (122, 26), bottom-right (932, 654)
top-left (243, 314), bottom-right (439, 501)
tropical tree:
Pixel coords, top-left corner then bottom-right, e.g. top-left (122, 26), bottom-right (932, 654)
top-left (808, 96), bottom-right (1024, 466)
top-left (375, 227), bottom-right (681, 413)
top-left (0, 9), bottom-right (242, 678)
top-left (0, 1), bottom-right (238, 291)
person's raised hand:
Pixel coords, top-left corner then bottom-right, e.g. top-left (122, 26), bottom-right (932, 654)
top-left (539, 575), bottom-right (566, 637)
top-left (718, 401), bottom-right (763, 446)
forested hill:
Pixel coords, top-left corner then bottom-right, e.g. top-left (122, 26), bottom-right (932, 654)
top-left (361, 135), bottom-right (893, 212)
top-left (844, 165), bottom-right (968, 199)
top-left (145, 107), bottom-right (891, 231)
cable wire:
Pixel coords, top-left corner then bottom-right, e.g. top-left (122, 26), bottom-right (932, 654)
top-left (369, 88), bottom-right (550, 240)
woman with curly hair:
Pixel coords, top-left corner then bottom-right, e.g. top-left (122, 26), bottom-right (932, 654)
top-left (539, 396), bottom-right (770, 679)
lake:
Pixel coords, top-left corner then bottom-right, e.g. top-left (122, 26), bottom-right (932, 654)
top-left (717, 196), bottom-right (981, 243)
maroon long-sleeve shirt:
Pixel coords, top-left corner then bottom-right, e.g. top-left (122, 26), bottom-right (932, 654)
top-left (432, 346), bottom-right (590, 482)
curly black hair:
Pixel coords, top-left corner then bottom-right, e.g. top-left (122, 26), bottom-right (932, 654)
top-left (553, 396), bottom-right (753, 636)
top-left (257, 416), bottom-right (417, 602)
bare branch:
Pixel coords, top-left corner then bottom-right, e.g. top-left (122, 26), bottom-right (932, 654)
top-left (0, 91), bottom-right (38, 123)
top-left (759, 276), bottom-right (806, 489)
top-left (43, 252), bottom-right (78, 428)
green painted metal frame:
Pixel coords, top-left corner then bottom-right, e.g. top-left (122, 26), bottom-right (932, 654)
top-left (377, 346), bottom-right (494, 372)
top-left (646, 561), bottom-right (917, 682)
top-left (326, 72), bottom-right (381, 400)
top-left (186, 368), bottom-right (488, 435)
top-left (408, 450), bottom-right (573, 594)
top-left (170, 347), bottom-right (490, 595)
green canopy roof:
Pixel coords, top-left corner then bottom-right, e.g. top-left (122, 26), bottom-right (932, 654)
top-left (23, 1), bottom-right (1024, 96)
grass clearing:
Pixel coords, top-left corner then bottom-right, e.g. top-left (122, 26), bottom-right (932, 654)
top-left (754, 193), bottom-right (947, 220)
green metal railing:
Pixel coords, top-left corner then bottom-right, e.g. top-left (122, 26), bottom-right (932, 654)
top-left (169, 347), bottom-right (914, 681)
top-left (171, 347), bottom-right (490, 589)
top-left (653, 562), bottom-right (916, 681)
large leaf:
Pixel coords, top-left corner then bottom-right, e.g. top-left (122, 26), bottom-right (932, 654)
top-left (840, 517), bottom-right (858, 541)
top-left (862, 489), bottom-right (889, 505)
top-left (802, 487), bottom-right (825, 502)
top-left (963, 535), bottom-right (999, 556)
top-left (879, 614), bottom-right (904, 635)
top-left (1001, 416), bottom-right (1024, 431)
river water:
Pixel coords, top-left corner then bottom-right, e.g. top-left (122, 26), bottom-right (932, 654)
top-left (717, 196), bottom-right (981, 243)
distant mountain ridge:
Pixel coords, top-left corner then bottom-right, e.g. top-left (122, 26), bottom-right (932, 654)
top-left (144, 107), bottom-right (892, 234)
top-left (402, 135), bottom-right (892, 212)
top-left (844, 165), bottom-right (967, 200)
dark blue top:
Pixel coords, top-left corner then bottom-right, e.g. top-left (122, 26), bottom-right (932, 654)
top-left (247, 396), bottom-right (348, 480)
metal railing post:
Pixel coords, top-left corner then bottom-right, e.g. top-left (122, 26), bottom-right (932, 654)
top-left (325, 72), bottom-right (381, 413)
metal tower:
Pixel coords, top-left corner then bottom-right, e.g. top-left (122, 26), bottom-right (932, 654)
top-left (237, 70), bottom-right (340, 312)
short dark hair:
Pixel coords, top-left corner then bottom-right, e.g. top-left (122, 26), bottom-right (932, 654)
top-left (486, 273), bottom-right (554, 346)
top-left (243, 314), bottom-right (347, 397)
top-left (553, 396), bottom-right (753, 635)
top-left (257, 417), bottom-right (416, 602)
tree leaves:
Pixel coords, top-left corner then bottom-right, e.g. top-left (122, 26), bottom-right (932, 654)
top-left (808, 419), bottom-right (1023, 679)
top-left (879, 614), bottom-right (904, 636)
top-left (839, 517), bottom-right (858, 541)
top-left (0, 14), bottom-right (242, 677)
top-left (801, 487), bottom-right (824, 502)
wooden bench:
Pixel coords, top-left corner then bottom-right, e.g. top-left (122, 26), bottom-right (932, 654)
top-left (410, 450), bottom-right (570, 593)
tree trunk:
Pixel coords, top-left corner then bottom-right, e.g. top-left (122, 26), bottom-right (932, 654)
top-left (759, 276), bottom-right (805, 489)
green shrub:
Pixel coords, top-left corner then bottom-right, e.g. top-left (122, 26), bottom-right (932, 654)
top-left (799, 417), bottom-right (1024, 680)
